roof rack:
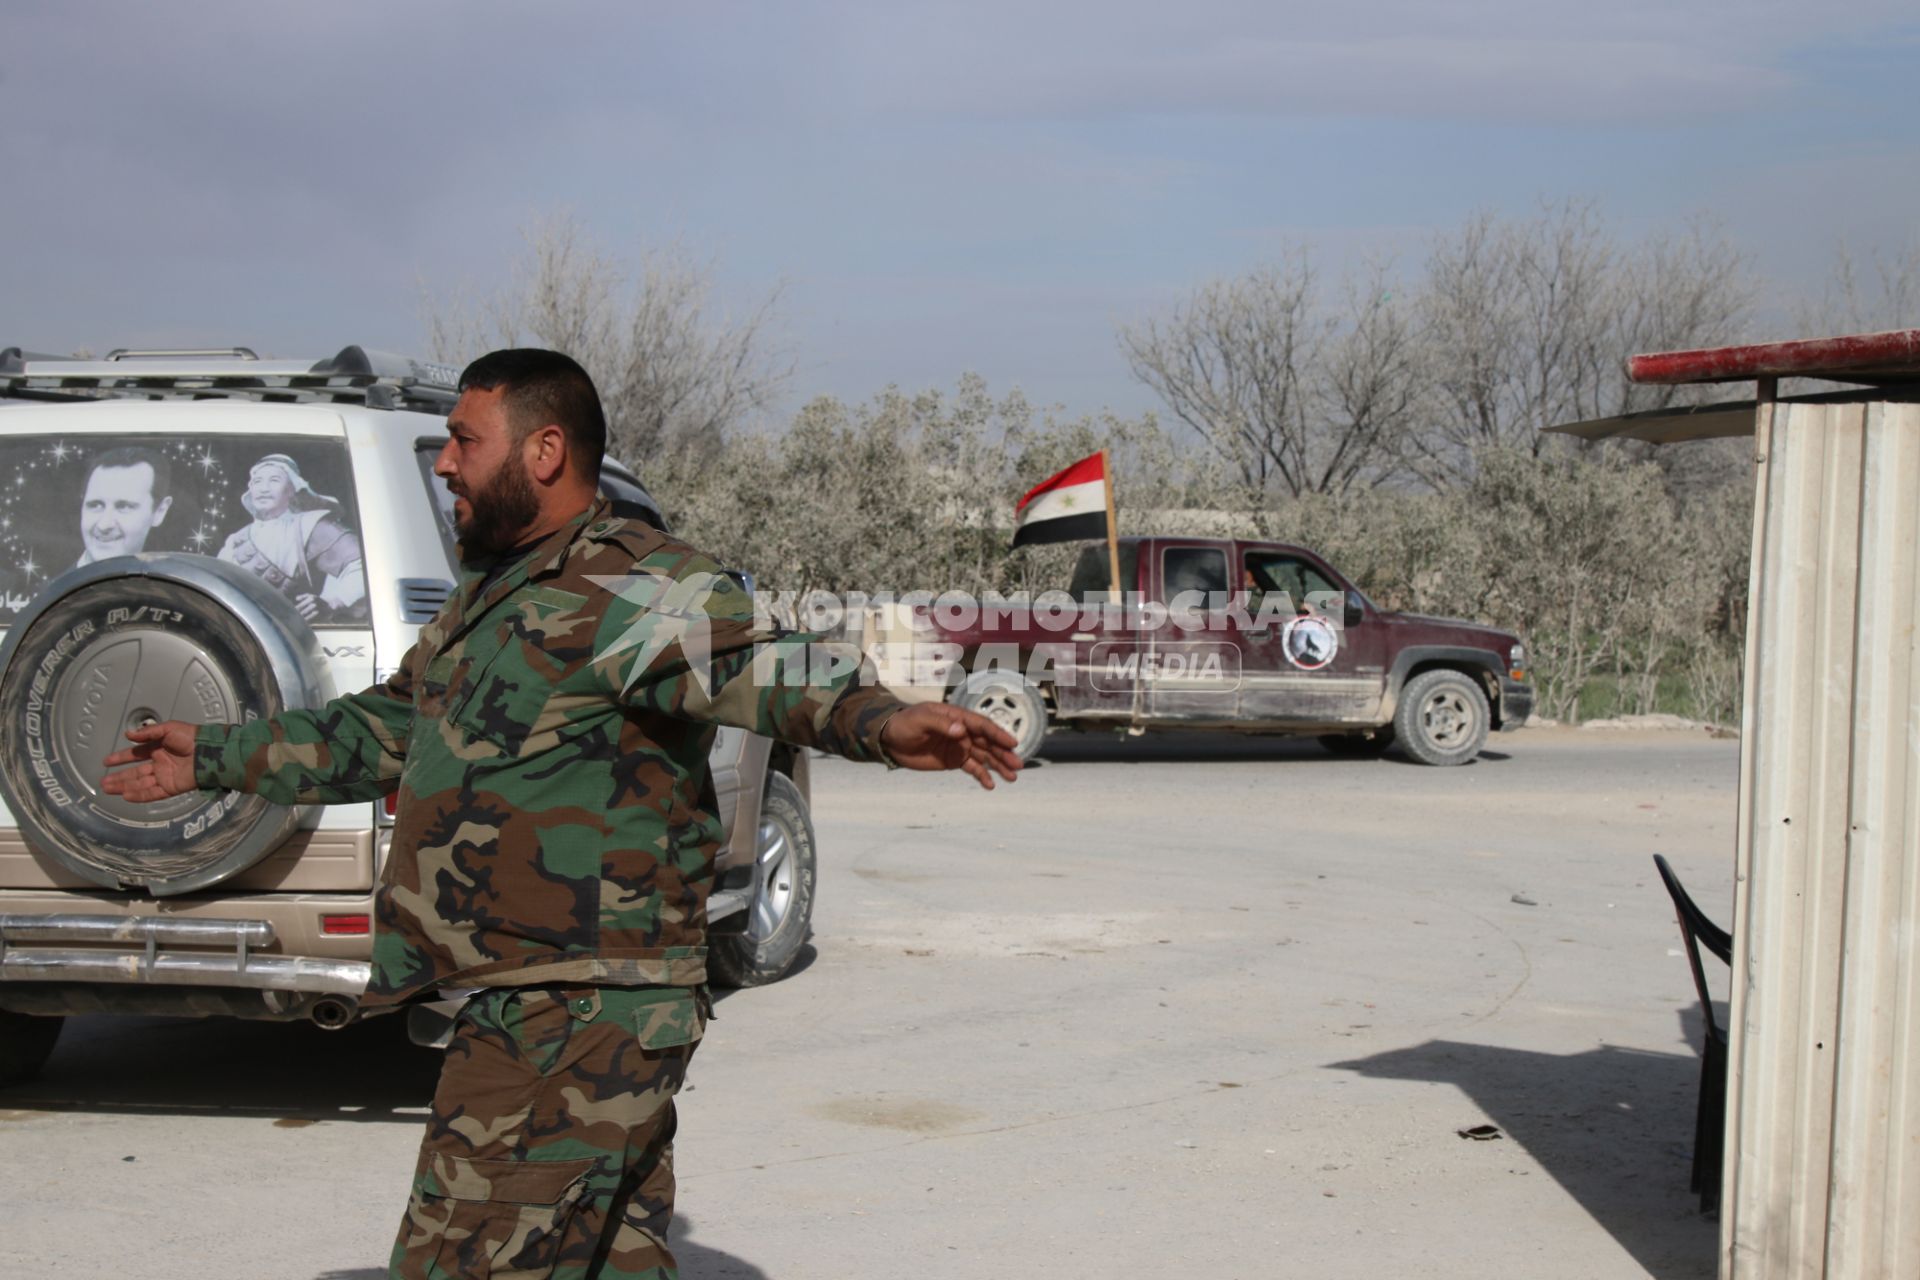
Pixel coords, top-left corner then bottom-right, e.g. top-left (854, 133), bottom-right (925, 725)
top-left (0, 345), bottom-right (461, 413)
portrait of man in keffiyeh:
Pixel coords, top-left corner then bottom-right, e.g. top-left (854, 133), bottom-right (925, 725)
top-left (217, 452), bottom-right (368, 623)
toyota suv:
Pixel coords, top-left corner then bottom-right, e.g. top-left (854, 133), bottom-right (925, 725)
top-left (0, 345), bottom-right (816, 1085)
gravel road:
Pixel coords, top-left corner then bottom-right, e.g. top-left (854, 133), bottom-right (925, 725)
top-left (0, 727), bottom-right (1738, 1279)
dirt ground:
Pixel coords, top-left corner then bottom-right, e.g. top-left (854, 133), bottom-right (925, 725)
top-left (0, 726), bottom-right (1737, 1279)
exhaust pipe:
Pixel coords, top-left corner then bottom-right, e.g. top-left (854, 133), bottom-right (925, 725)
top-left (309, 996), bottom-right (358, 1030)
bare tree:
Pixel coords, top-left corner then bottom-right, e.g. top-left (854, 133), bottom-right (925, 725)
top-left (423, 211), bottom-right (792, 473)
top-left (1120, 256), bottom-right (1322, 496)
top-left (1411, 202), bottom-right (1752, 484)
top-left (1119, 255), bottom-right (1425, 499)
top-left (1796, 238), bottom-right (1920, 335)
top-left (1616, 219), bottom-right (1753, 395)
top-left (1412, 210), bottom-right (1524, 478)
top-left (1318, 261), bottom-right (1421, 494)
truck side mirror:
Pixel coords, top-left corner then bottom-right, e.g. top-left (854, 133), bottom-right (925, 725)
top-left (1344, 590), bottom-right (1364, 629)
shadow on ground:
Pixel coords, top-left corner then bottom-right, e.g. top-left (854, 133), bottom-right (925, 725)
top-left (6, 1010), bottom-right (439, 1122)
top-left (311, 1213), bottom-right (771, 1280)
top-left (1036, 729), bottom-right (1509, 767)
top-left (9, 957), bottom-right (823, 1122)
top-left (710, 943), bottom-right (818, 996)
top-left (1332, 1031), bottom-right (1719, 1280)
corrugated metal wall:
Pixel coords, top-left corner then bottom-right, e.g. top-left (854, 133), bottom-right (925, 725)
top-left (1725, 396), bottom-right (1920, 1279)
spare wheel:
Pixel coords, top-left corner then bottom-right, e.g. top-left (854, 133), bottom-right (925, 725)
top-left (0, 555), bottom-right (329, 896)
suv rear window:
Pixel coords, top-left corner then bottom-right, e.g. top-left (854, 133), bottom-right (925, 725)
top-left (0, 433), bottom-right (368, 628)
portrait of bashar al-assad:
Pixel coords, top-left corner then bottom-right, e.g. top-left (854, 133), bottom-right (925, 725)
top-left (77, 445), bottom-right (174, 567)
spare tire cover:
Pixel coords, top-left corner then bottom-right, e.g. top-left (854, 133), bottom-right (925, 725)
top-left (0, 555), bottom-right (328, 896)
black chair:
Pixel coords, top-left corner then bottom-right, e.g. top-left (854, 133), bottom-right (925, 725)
top-left (1652, 853), bottom-right (1734, 1216)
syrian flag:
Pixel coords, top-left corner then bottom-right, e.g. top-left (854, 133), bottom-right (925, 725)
top-left (1012, 451), bottom-right (1111, 548)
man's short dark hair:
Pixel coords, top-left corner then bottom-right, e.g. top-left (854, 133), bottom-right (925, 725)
top-left (458, 348), bottom-right (607, 479)
top-left (87, 445), bottom-right (172, 499)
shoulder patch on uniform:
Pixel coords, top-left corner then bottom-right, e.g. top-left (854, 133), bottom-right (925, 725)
top-left (582, 514), bottom-right (669, 556)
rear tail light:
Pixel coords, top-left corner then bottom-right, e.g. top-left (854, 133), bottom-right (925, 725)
top-left (321, 914), bottom-right (370, 936)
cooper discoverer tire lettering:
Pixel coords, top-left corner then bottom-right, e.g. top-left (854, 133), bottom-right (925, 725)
top-left (0, 558), bottom-right (326, 895)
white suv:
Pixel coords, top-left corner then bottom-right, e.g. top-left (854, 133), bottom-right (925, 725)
top-left (0, 346), bottom-right (817, 1085)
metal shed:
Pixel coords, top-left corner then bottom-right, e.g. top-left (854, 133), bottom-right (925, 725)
top-left (1557, 329), bottom-right (1920, 1280)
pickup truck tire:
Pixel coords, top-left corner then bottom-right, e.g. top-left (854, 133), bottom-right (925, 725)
top-left (0, 558), bottom-right (326, 896)
top-left (708, 772), bottom-right (816, 988)
top-left (0, 1009), bottom-right (62, 1086)
top-left (1319, 727), bottom-right (1395, 756)
top-left (952, 671), bottom-right (1047, 762)
top-left (1394, 669), bottom-right (1490, 766)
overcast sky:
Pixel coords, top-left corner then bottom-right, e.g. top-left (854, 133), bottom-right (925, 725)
top-left (4, 0), bottom-right (1915, 419)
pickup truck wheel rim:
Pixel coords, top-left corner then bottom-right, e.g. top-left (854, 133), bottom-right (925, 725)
top-left (749, 811), bottom-right (797, 941)
top-left (973, 688), bottom-right (1030, 742)
top-left (1422, 688), bottom-right (1476, 747)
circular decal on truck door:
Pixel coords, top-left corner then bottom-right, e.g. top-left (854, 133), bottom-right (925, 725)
top-left (1280, 615), bottom-right (1339, 670)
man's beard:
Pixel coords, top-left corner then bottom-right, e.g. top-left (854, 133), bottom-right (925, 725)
top-left (455, 456), bottom-right (540, 558)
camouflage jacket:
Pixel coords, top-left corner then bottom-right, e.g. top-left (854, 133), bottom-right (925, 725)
top-left (195, 497), bottom-right (904, 1005)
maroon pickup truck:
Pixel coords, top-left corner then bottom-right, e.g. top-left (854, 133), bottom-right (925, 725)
top-left (927, 536), bottom-right (1532, 766)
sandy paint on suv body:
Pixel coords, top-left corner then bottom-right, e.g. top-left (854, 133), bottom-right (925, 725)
top-left (0, 397), bottom-right (782, 1018)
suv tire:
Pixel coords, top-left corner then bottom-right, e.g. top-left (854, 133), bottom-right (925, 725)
top-left (952, 670), bottom-right (1048, 762)
top-left (1394, 669), bottom-right (1490, 766)
top-left (708, 772), bottom-right (816, 988)
top-left (0, 1009), bottom-right (63, 1087)
top-left (0, 558), bottom-right (327, 895)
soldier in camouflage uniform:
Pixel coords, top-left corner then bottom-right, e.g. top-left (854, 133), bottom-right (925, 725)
top-left (103, 348), bottom-right (1022, 1280)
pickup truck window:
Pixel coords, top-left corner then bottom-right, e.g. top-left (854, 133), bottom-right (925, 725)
top-left (1069, 542), bottom-right (1139, 601)
top-left (1246, 551), bottom-right (1338, 612)
top-left (1163, 546), bottom-right (1228, 602)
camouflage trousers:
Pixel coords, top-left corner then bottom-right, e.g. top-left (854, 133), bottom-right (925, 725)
top-left (390, 984), bottom-right (706, 1280)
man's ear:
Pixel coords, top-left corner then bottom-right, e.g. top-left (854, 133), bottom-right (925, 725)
top-left (153, 495), bottom-right (173, 526)
top-left (526, 424), bottom-right (568, 485)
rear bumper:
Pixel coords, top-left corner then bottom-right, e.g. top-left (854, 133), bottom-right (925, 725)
top-left (1498, 676), bottom-right (1535, 730)
top-left (0, 913), bottom-right (370, 996)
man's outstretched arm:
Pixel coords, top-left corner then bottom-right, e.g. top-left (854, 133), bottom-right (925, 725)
top-left (599, 565), bottom-right (1021, 790)
top-left (102, 648), bottom-right (420, 805)
top-left (870, 700), bottom-right (1025, 790)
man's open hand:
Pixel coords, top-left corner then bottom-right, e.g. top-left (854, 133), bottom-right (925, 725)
top-left (100, 721), bottom-right (202, 803)
top-left (879, 703), bottom-right (1023, 790)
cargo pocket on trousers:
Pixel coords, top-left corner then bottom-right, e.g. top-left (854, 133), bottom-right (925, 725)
top-left (424, 1154), bottom-right (597, 1280)
top-left (625, 986), bottom-right (705, 1052)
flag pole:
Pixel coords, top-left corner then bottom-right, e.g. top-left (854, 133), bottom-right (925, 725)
top-left (1101, 448), bottom-right (1122, 605)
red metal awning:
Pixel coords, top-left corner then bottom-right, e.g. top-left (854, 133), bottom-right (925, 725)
top-left (1627, 328), bottom-right (1920, 386)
